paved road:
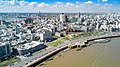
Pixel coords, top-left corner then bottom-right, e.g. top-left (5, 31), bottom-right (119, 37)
top-left (11, 41), bottom-right (69, 67)
top-left (10, 32), bottom-right (120, 67)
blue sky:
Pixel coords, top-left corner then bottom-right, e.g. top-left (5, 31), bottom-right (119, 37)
top-left (0, 0), bottom-right (120, 13)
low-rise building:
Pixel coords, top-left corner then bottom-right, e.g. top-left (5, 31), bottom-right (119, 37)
top-left (17, 41), bottom-right (46, 55)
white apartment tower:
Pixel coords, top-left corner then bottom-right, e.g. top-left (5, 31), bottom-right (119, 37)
top-left (60, 13), bottom-right (67, 23)
top-left (77, 12), bottom-right (81, 23)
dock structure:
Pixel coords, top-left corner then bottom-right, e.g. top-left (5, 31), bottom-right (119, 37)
top-left (68, 41), bottom-right (87, 49)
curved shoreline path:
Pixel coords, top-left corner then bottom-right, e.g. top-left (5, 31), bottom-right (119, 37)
top-left (12, 32), bottom-right (120, 67)
top-left (39, 37), bottom-right (120, 67)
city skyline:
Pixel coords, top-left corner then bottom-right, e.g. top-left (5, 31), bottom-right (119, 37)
top-left (0, 1), bottom-right (120, 66)
top-left (0, 0), bottom-right (120, 13)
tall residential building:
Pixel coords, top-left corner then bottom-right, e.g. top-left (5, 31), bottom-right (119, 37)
top-left (77, 12), bottom-right (80, 18)
top-left (0, 20), bottom-right (3, 25)
top-left (60, 13), bottom-right (67, 23)
top-left (77, 12), bottom-right (81, 23)
top-left (38, 11), bottom-right (41, 17)
top-left (0, 16), bottom-right (4, 25)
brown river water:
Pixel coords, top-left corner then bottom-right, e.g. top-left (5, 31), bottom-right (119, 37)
top-left (37, 37), bottom-right (120, 67)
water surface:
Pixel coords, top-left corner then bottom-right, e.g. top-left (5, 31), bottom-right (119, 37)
top-left (38, 38), bottom-right (120, 67)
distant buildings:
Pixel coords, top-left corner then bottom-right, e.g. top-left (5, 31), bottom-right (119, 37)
top-left (0, 13), bottom-right (120, 59)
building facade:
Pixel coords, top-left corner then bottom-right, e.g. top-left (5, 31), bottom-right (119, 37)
top-left (0, 42), bottom-right (12, 59)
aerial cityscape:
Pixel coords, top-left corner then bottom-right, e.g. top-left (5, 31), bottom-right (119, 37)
top-left (0, 0), bottom-right (120, 67)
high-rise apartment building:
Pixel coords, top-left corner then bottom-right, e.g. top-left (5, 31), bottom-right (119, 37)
top-left (60, 13), bottom-right (67, 23)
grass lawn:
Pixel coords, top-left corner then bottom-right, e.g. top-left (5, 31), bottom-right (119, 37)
top-left (49, 30), bottom-right (104, 46)
top-left (53, 35), bottom-right (60, 38)
top-left (67, 30), bottom-right (103, 40)
top-left (0, 57), bottom-right (20, 67)
top-left (49, 40), bottom-right (63, 46)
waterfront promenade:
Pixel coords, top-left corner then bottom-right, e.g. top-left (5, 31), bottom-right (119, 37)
top-left (12, 32), bottom-right (120, 67)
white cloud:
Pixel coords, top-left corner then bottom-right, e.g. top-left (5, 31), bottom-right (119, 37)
top-left (85, 1), bottom-right (93, 4)
top-left (19, 1), bottom-right (28, 6)
top-left (52, 2), bottom-right (64, 7)
top-left (28, 2), bottom-right (38, 6)
top-left (0, 1), bottom-right (119, 13)
top-left (38, 2), bottom-right (49, 7)
top-left (66, 2), bottom-right (75, 7)
top-left (102, 0), bottom-right (108, 2)
top-left (55, 2), bottom-right (64, 5)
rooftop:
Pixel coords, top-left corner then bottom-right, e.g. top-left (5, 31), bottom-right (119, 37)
top-left (17, 41), bottom-right (44, 50)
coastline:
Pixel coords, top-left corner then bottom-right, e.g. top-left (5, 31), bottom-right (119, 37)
top-left (24, 32), bottom-right (120, 67)
top-left (37, 37), bottom-right (120, 67)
